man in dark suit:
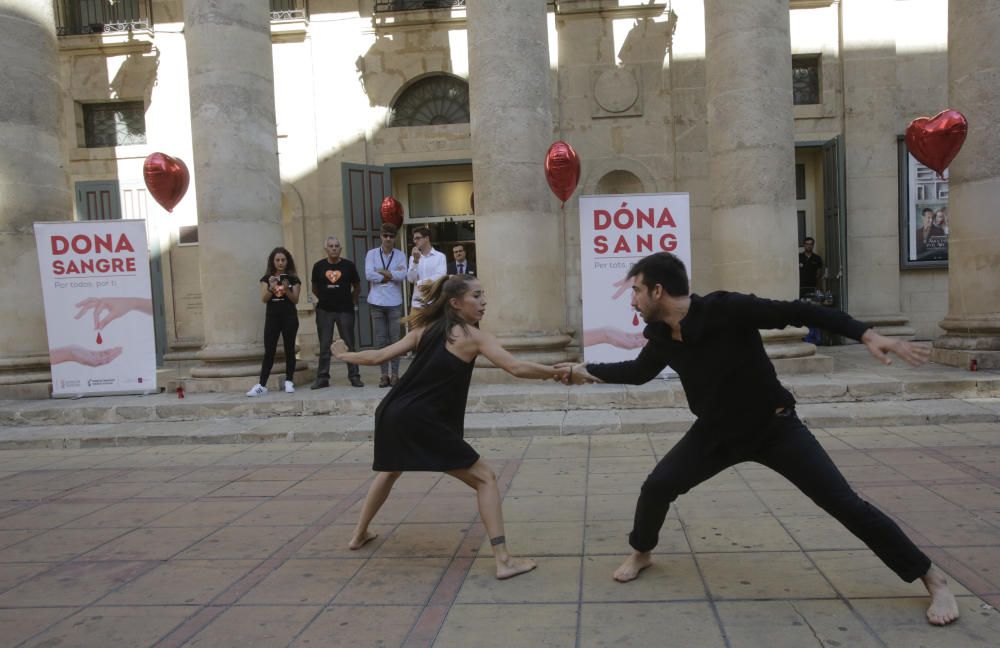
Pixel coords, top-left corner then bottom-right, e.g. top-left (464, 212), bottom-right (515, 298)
top-left (446, 243), bottom-right (476, 276)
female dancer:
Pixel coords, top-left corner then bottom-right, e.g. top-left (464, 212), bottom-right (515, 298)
top-left (332, 274), bottom-right (567, 579)
top-left (247, 247), bottom-right (301, 396)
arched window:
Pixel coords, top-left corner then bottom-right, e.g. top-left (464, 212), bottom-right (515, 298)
top-left (596, 170), bottom-right (644, 195)
top-left (388, 75), bottom-right (470, 127)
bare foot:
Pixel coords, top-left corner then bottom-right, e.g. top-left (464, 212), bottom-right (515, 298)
top-left (613, 551), bottom-right (653, 582)
top-left (496, 556), bottom-right (537, 580)
top-left (922, 565), bottom-right (960, 626)
top-left (348, 530), bottom-right (377, 550)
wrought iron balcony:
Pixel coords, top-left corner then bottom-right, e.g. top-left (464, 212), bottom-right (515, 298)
top-left (270, 0), bottom-right (309, 22)
top-left (55, 0), bottom-right (153, 36)
top-left (375, 0), bottom-right (466, 12)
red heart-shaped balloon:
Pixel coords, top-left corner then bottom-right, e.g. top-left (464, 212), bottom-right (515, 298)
top-left (545, 141), bottom-right (581, 205)
top-left (904, 109), bottom-right (968, 178)
top-left (380, 196), bottom-right (403, 228)
top-left (143, 152), bottom-right (190, 212)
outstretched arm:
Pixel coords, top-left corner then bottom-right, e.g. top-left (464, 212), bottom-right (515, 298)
top-left (475, 329), bottom-right (568, 380)
top-left (861, 329), bottom-right (931, 367)
top-left (332, 329), bottom-right (419, 366)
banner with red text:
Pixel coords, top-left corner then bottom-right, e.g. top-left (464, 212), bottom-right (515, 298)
top-left (579, 193), bottom-right (691, 374)
top-left (34, 220), bottom-right (157, 397)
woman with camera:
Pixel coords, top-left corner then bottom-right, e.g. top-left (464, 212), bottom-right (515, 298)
top-left (247, 247), bottom-right (301, 396)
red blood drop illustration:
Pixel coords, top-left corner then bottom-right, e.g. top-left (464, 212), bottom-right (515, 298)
top-left (632, 313), bottom-right (639, 326)
top-left (96, 332), bottom-right (103, 344)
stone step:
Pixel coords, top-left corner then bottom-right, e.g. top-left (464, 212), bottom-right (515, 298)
top-left (2, 398), bottom-right (997, 450)
top-left (1, 373), bottom-right (997, 427)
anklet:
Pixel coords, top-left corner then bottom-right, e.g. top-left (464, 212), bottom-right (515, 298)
top-left (490, 535), bottom-right (506, 546)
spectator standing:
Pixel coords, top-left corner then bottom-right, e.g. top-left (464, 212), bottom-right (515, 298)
top-left (365, 223), bottom-right (407, 387)
top-left (311, 236), bottom-right (363, 388)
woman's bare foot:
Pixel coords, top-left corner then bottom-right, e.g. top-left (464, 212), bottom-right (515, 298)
top-left (921, 565), bottom-right (960, 626)
top-left (348, 530), bottom-right (377, 550)
top-left (613, 551), bottom-right (653, 582)
top-left (496, 556), bottom-right (537, 580)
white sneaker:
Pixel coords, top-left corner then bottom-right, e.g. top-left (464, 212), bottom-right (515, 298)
top-left (246, 383), bottom-right (268, 397)
top-left (284, 380), bottom-right (295, 393)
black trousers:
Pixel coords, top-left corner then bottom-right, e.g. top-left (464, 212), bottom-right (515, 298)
top-left (315, 308), bottom-right (359, 380)
top-left (259, 308), bottom-right (299, 385)
top-left (631, 410), bottom-right (931, 583)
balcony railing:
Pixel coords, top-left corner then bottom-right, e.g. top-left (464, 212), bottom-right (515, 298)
top-left (374, 1), bottom-right (466, 12)
top-left (55, 0), bottom-right (153, 36)
top-left (270, 0), bottom-right (309, 21)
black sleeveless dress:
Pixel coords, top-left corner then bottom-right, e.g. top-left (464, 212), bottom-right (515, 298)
top-left (372, 323), bottom-right (480, 472)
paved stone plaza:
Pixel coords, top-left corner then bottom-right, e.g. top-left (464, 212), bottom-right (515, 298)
top-left (1, 423), bottom-right (999, 646)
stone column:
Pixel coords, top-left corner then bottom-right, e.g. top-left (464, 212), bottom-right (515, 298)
top-left (0, 1), bottom-right (70, 392)
top-left (932, 1), bottom-right (1000, 369)
top-left (705, 0), bottom-right (819, 368)
top-left (184, 0), bottom-right (284, 381)
top-left (467, 0), bottom-right (570, 365)
top-left (841, 0), bottom-right (913, 338)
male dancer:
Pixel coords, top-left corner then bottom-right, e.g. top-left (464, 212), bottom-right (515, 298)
top-left (561, 252), bottom-right (959, 626)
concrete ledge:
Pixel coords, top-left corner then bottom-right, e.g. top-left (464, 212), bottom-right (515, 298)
top-left (2, 399), bottom-right (997, 450)
top-left (2, 372), bottom-right (999, 427)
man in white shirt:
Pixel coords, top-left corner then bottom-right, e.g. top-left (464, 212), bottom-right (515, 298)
top-left (406, 226), bottom-right (447, 310)
top-left (364, 223), bottom-right (407, 387)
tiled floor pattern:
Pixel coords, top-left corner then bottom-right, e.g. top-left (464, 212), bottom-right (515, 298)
top-left (0, 423), bottom-right (997, 646)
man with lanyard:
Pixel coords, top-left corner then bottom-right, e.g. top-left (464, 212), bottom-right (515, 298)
top-left (364, 223), bottom-right (407, 387)
top-left (406, 226), bottom-right (447, 310)
top-left (560, 252), bottom-right (959, 627)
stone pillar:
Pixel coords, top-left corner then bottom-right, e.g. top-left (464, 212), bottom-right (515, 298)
top-left (184, 0), bottom-right (284, 380)
top-left (0, 1), bottom-right (70, 392)
top-left (841, 0), bottom-right (913, 338)
top-left (705, 0), bottom-right (819, 368)
top-left (467, 0), bottom-right (570, 364)
top-left (932, 1), bottom-right (1000, 369)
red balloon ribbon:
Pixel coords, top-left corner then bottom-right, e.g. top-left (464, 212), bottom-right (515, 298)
top-left (143, 153), bottom-right (189, 213)
top-left (904, 109), bottom-right (968, 179)
top-left (380, 196), bottom-right (403, 228)
top-left (545, 141), bottom-right (581, 206)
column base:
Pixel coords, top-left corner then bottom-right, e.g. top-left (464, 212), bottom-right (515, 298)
top-left (0, 353), bottom-right (51, 386)
top-left (172, 363), bottom-right (313, 394)
top-left (932, 325), bottom-right (1000, 369)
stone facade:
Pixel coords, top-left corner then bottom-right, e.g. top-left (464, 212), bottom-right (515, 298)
top-left (1, 0), bottom-right (986, 389)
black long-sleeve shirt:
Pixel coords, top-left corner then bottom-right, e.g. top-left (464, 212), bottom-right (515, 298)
top-left (586, 291), bottom-right (870, 442)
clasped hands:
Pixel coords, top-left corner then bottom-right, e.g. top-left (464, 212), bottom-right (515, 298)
top-left (553, 362), bottom-right (601, 386)
top-left (331, 339), bottom-right (349, 359)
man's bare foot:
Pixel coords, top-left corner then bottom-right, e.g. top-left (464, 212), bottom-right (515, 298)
top-left (496, 556), bottom-right (536, 580)
top-left (348, 530), bottom-right (377, 550)
top-left (613, 551), bottom-right (653, 582)
top-left (922, 565), bottom-right (960, 626)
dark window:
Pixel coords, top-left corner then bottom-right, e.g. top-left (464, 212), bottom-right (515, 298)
top-left (797, 210), bottom-right (807, 245)
top-left (82, 101), bottom-right (147, 148)
top-left (55, 0), bottom-right (152, 36)
top-left (270, 0), bottom-right (308, 21)
top-left (795, 163), bottom-right (807, 200)
top-left (389, 75), bottom-right (470, 127)
top-left (179, 226), bottom-right (199, 246)
top-left (792, 55), bottom-right (821, 105)
top-left (375, 1), bottom-right (466, 11)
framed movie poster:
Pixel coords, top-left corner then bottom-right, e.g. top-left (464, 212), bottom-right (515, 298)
top-left (898, 136), bottom-right (949, 269)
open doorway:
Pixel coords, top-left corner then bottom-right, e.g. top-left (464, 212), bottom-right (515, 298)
top-left (795, 137), bottom-right (847, 343)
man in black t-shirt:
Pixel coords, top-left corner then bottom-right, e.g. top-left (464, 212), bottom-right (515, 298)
top-left (311, 236), bottom-right (363, 388)
top-left (559, 252), bottom-right (959, 627)
top-left (798, 236), bottom-right (823, 298)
